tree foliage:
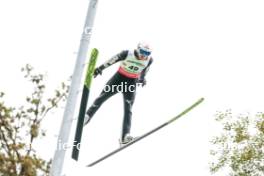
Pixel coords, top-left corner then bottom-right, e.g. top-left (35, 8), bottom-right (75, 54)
top-left (0, 64), bottom-right (69, 176)
top-left (210, 110), bottom-right (264, 176)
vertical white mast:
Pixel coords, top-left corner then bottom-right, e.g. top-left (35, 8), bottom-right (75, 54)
top-left (50, 0), bottom-right (99, 175)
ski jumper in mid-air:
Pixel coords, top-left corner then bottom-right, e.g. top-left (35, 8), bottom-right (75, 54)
top-left (84, 42), bottom-right (153, 145)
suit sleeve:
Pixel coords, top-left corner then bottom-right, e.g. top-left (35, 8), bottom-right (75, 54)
top-left (139, 57), bottom-right (153, 81)
top-left (98, 50), bottom-right (128, 70)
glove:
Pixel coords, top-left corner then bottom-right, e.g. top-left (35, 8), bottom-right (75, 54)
top-left (93, 67), bottom-right (103, 78)
top-left (137, 78), bottom-right (147, 87)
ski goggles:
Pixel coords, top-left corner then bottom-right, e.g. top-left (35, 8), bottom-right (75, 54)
top-left (139, 49), bottom-right (151, 56)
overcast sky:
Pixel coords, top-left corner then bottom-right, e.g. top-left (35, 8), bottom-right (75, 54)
top-left (1, 0), bottom-right (264, 175)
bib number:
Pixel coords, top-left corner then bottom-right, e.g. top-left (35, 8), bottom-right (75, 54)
top-left (128, 65), bottom-right (139, 71)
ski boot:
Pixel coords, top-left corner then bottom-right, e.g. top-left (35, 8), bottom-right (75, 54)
top-left (119, 134), bottom-right (136, 147)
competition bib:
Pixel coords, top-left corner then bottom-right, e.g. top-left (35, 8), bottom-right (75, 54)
top-left (118, 51), bottom-right (150, 78)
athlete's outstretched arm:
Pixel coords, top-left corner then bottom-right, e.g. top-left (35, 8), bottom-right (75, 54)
top-left (93, 50), bottom-right (128, 77)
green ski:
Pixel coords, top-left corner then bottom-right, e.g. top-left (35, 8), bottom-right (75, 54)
top-left (72, 48), bottom-right (99, 161)
top-left (87, 98), bottom-right (204, 167)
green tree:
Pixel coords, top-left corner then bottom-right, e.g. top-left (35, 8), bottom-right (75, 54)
top-left (210, 110), bottom-right (264, 176)
top-left (0, 64), bottom-right (69, 176)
